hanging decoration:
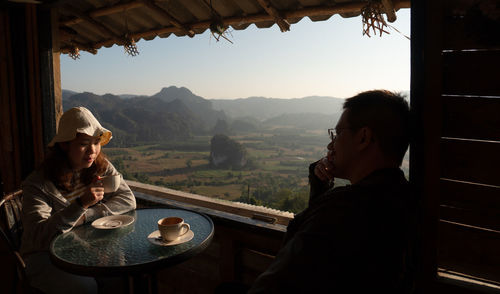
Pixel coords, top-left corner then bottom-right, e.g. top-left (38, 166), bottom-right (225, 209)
top-left (207, 0), bottom-right (233, 44)
top-left (361, 1), bottom-right (389, 37)
top-left (210, 18), bottom-right (233, 44)
top-left (68, 46), bottom-right (80, 60)
top-left (124, 34), bottom-right (139, 56)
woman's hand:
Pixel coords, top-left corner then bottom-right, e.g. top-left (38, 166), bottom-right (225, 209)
top-left (75, 214), bottom-right (86, 226)
top-left (314, 157), bottom-right (335, 182)
top-left (78, 176), bottom-right (104, 209)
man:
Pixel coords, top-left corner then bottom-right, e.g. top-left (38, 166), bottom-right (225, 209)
top-left (248, 90), bottom-right (416, 293)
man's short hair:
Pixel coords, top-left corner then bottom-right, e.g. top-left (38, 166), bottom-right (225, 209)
top-left (343, 90), bottom-right (410, 166)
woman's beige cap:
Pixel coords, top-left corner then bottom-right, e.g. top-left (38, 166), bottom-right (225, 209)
top-left (48, 107), bottom-right (112, 147)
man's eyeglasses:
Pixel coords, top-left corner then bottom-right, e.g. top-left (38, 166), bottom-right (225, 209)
top-left (328, 128), bottom-right (350, 141)
top-left (328, 128), bottom-right (337, 141)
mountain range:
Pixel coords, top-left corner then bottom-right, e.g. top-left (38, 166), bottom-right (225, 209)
top-left (62, 86), bottom-right (384, 146)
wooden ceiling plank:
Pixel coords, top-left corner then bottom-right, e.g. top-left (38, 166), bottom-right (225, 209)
top-left (59, 26), bottom-right (77, 42)
top-left (61, 1), bottom-right (144, 27)
top-left (141, 0), bottom-right (195, 37)
top-left (62, 5), bottom-right (120, 39)
top-left (90, 1), bottom-right (143, 18)
top-left (256, 0), bottom-right (290, 32)
top-left (199, 0), bottom-right (220, 17)
top-left (381, 0), bottom-right (397, 22)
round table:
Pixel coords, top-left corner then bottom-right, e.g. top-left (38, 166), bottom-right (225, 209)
top-left (50, 208), bottom-right (214, 276)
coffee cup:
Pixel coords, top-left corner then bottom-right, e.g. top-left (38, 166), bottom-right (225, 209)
top-left (101, 174), bottom-right (121, 193)
top-left (157, 217), bottom-right (190, 242)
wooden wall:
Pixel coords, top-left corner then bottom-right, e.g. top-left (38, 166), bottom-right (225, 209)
top-left (438, 0), bottom-right (500, 285)
top-left (0, 4), bottom-right (60, 292)
top-left (154, 224), bottom-right (282, 293)
top-left (412, 0), bottom-right (500, 291)
top-left (0, 4), bottom-right (60, 194)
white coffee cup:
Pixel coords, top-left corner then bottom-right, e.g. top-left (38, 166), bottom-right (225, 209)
top-left (101, 174), bottom-right (121, 193)
top-left (157, 217), bottom-right (190, 242)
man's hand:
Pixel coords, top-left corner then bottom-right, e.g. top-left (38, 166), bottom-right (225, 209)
top-left (314, 157), bottom-right (335, 182)
top-left (78, 176), bottom-right (104, 209)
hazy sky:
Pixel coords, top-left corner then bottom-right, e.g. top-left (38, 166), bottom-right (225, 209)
top-left (61, 9), bottom-right (410, 99)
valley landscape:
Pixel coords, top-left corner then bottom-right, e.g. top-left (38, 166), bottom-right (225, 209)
top-left (63, 86), bottom-right (409, 213)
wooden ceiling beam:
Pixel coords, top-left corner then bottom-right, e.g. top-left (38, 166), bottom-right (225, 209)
top-left (381, 0), bottom-right (397, 22)
top-left (69, 40), bottom-right (98, 55)
top-left (284, 0), bottom-right (409, 19)
top-left (256, 0), bottom-right (290, 32)
top-left (141, 0), bottom-right (195, 37)
top-left (60, 0), bottom-right (411, 54)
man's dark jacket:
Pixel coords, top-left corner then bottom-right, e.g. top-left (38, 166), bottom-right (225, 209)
top-left (249, 163), bottom-right (416, 293)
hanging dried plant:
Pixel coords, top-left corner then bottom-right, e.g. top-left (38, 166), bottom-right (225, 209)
top-left (68, 46), bottom-right (80, 60)
top-left (124, 35), bottom-right (139, 56)
top-left (361, 1), bottom-right (389, 37)
top-left (206, 0), bottom-right (233, 44)
top-left (210, 19), bottom-right (233, 44)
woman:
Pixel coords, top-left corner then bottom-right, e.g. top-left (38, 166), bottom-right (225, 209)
top-left (20, 107), bottom-right (136, 294)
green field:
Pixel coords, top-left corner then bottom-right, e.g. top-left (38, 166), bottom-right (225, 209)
top-left (104, 131), bottom-right (329, 213)
top-left (104, 131), bottom-right (409, 213)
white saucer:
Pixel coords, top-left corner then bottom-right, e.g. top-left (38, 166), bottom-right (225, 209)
top-left (147, 230), bottom-right (194, 246)
top-left (91, 215), bottom-right (135, 229)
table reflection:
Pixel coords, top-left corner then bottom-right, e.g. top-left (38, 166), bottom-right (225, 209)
top-left (50, 208), bottom-right (214, 276)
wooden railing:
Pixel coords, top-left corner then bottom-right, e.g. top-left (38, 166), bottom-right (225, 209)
top-left (128, 180), bottom-right (294, 226)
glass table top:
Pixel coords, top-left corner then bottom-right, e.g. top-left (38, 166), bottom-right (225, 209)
top-left (50, 208), bottom-right (214, 275)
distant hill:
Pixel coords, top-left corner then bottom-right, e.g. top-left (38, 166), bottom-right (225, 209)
top-left (62, 89), bottom-right (79, 100)
top-left (63, 90), bottom-right (139, 100)
top-left (152, 86), bottom-right (226, 127)
top-left (119, 94), bottom-right (139, 99)
top-left (63, 87), bottom-right (227, 146)
top-left (263, 112), bottom-right (341, 130)
top-left (210, 134), bottom-right (247, 169)
top-left (211, 96), bottom-right (345, 120)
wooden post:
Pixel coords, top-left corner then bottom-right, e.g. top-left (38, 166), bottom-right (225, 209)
top-left (38, 6), bottom-right (62, 146)
top-left (410, 0), bottom-right (443, 291)
top-left (52, 8), bottom-right (63, 126)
